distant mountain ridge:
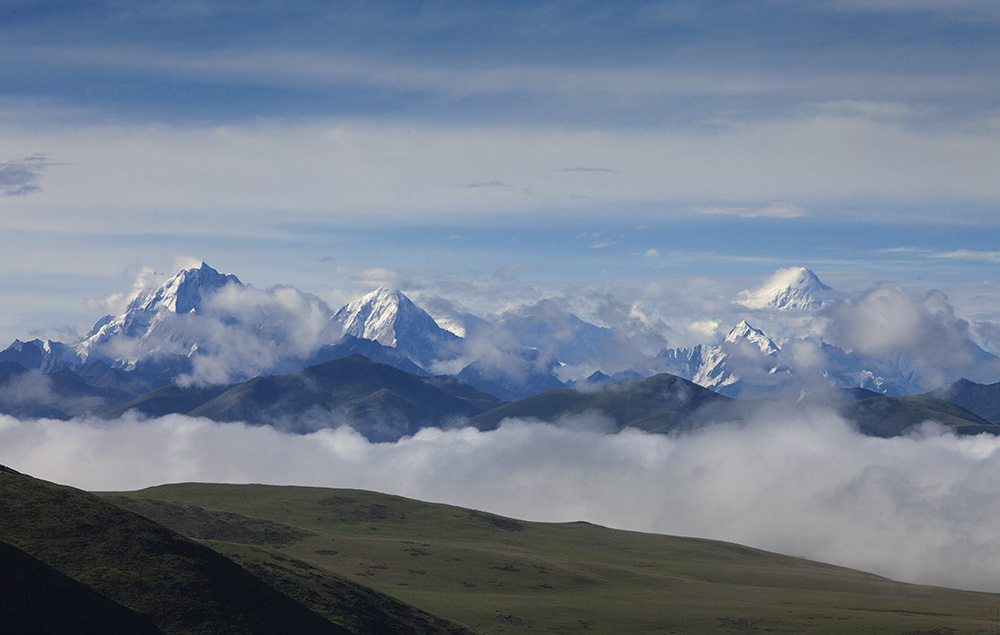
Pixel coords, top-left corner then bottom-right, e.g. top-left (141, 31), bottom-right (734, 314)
top-left (466, 372), bottom-right (742, 433)
top-left (927, 378), bottom-right (1000, 422)
top-left (2, 260), bottom-right (1000, 426)
top-left (104, 354), bottom-right (504, 442)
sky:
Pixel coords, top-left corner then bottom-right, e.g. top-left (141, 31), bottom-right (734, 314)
top-left (0, 0), bottom-right (998, 345)
top-left (3, 0), bottom-right (1000, 593)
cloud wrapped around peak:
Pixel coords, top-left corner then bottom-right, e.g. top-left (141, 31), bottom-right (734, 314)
top-left (83, 267), bottom-right (343, 384)
top-left (820, 283), bottom-right (1000, 389)
top-left (180, 283), bottom-right (342, 383)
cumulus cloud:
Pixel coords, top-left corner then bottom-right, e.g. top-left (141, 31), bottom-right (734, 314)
top-left (172, 284), bottom-right (341, 384)
top-left (87, 266), bottom-right (172, 316)
top-left (820, 283), bottom-right (1000, 388)
top-left (3, 410), bottom-right (1000, 593)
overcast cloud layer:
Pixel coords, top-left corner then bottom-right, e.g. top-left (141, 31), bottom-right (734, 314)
top-left (2, 410), bottom-right (1000, 593)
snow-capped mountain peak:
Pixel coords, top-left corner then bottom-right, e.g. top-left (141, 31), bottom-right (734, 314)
top-left (77, 262), bottom-right (242, 363)
top-left (725, 320), bottom-right (780, 355)
top-left (127, 262), bottom-right (242, 315)
top-left (334, 286), bottom-right (416, 347)
top-left (737, 266), bottom-right (836, 311)
top-left (333, 286), bottom-right (459, 367)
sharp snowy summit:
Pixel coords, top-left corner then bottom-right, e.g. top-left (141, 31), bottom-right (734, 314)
top-left (332, 286), bottom-right (460, 368)
top-left (737, 267), bottom-right (838, 311)
top-left (76, 263), bottom-right (243, 372)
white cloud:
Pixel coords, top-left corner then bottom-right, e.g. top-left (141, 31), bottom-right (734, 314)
top-left (934, 249), bottom-right (1000, 263)
top-left (820, 283), bottom-right (1000, 388)
top-left (4, 411), bottom-right (1000, 592)
top-left (698, 201), bottom-right (808, 219)
top-left (1, 112), bottom-right (997, 236)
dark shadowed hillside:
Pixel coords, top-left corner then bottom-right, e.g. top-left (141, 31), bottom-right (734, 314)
top-left (838, 394), bottom-right (999, 437)
top-left (928, 378), bottom-right (1000, 422)
top-left (104, 354), bottom-right (503, 441)
top-left (0, 539), bottom-right (163, 635)
top-left (466, 372), bottom-right (743, 432)
top-left (0, 465), bottom-right (349, 635)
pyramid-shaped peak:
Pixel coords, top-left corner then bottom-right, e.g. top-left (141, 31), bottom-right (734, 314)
top-left (335, 287), bottom-right (436, 345)
top-left (737, 266), bottom-right (837, 311)
top-left (344, 286), bottom-right (423, 318)
top-left (726, 320), bottom-right (761, 341)
top-left (725, 320), bottom-right (779, 355)
top-left (773, 266), bottom-right (830, 289)
top-left (365, 286), bottom-right (410, 305)
top-left (127, 262), bottom-right (242, 315)
top-left (333, 286), bottom-right (458, 367)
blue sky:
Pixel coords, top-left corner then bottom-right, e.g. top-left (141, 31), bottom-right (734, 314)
top-left (1, 0), bottom-right (998, 344)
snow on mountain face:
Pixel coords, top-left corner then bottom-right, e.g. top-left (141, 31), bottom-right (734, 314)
top-left (0, 338), bottom-right (82, 371)
top-left (724, 320), bottom-right (780, 355)
top-left (496, 300), bottom-right (618, 366)
top-left (690, 320), bottom-right (788, 395)
top-left (126, 262), bottom-right (241, 315)
top-left (737, 267), bottom-right (837, 311)
top-left (78, 263), bottom-right (242, 364)
top-left (332, 286), bottom-right (459, 368)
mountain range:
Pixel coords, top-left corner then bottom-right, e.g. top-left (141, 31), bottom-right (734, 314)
top-left (2, 261), bottom-right (1000, 439)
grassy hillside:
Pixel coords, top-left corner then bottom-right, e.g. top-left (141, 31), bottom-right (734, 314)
top-left (929, 378), bottom-right (1000, 422)
top-left (0, 465), bottom-right (350, 635)
top-left (0, 465), bottom-right (471, 635)
top-left (110, 482), bottom-right (1000, 634)
top-left (838, 394), bottom-right (999, 437)
top-left (0, 539), bottom-right (163, 635)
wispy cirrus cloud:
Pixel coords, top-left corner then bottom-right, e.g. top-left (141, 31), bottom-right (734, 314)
top-left (934, 249), bottom-right (1000, 263)
top-left (697, 201), bottom-right (808, 219)
top-left (459, 180), bottom-right (510, 189)
top-left (554, 166), bottom-right (619, 174)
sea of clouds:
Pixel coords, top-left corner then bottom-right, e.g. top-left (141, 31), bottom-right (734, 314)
top-left (3, 407), bottom-right (1000, 594)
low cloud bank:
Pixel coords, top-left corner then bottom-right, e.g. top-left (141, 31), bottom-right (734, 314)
top-left (2, 410), bottom-right (1000, 593)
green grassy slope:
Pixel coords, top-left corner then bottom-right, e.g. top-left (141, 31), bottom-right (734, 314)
top-left (0, 539), bottom-right (163, 635)
top-left (929, 378), bottom-right (1000, 422)
top-left (838, 394), bottom-right (1000, 437)
top-left (100, 495), bottom-right (474, 635)
top-left (0, 465), bottom-right (352, 635)
top-left (111, 482), bottom-right (1000, 634)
